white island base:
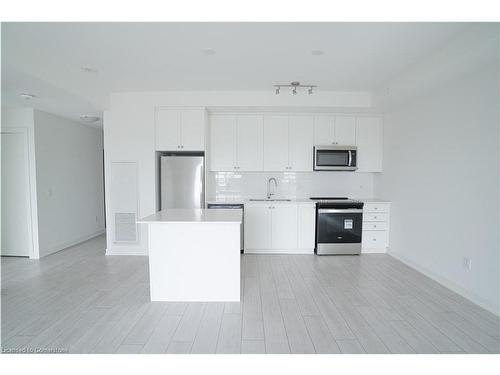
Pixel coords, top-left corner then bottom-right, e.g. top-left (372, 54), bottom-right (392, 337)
top-left (139, 209), bottom-right (241, 302)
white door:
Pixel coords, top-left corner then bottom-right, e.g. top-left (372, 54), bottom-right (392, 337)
top-left (244, 205), bottom-right (271, 249)
top-left (237, 115), bottom-right (263, 171)
top-left (356, 117), bottom-right (383, 172)
top-left (334, 116), bottom-right (356, 145)
top-left (271, 205), bottom-right (298, 249)
top-left (209, 115), bottom-right (237, 171)
top-left (313, 115), bottom-right (334, 145)
top-left (263, 116), bottom-right (289, 171)
top-left (288, 116), bottom-right (314, 171)
top-left (1, 132), bottom-right (32, 256)
top-left (156, 109), bottom-right (181, 151)
top-left (181, 109), bottom-right (205, 151)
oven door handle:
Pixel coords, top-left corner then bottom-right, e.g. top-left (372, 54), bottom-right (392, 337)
top-left (348, 150), bottom-right (352, 167)
top-left (318, 208), bottom-right (363, 214)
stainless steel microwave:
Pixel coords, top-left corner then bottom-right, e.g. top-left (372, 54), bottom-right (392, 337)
top-left (313, 145), bottom-right (358, 171)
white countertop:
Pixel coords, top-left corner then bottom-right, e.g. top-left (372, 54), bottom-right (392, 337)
top-left (138, 209), bottom-right (242, 224)
top-left (357, 198), bottom-right (392, 203)
top-left (207, 197), bottom-right (315, 205)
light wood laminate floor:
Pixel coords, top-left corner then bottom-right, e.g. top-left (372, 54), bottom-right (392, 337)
top-left (1, 235), bottom-right (499, 354)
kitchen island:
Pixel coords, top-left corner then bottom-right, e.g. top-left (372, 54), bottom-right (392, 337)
top-left (138, 209), bottom-right (242, 302)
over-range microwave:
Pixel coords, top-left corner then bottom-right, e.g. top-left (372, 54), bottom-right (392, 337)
top-left (313, 145), bottom-right (358, 171)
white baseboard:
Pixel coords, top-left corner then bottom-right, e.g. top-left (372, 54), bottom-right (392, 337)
top-left (106, 248), bottom-right (148, 256)
top-left (244, 248), bottom-right (314, 254)
top-left (389, 250), bottom-right (499, 317)
top-left (41, 229), bottom-right (105, 257)
top-left (362, 247), bottom-right (387, 254)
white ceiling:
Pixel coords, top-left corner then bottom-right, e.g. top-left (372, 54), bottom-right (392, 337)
top-left (1, 22), bottom-right (467, 125)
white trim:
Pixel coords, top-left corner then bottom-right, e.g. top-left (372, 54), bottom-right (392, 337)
top-left (389, 250), bottom-right (499, 317)
top-left (106, 248), bottom-right (148, 256)
top-left (42, 230), bottom-right (106, 257)
top-left (361, 248), bottom-right (387, 254)
top-left (244, 248), bottom-right (314, 254)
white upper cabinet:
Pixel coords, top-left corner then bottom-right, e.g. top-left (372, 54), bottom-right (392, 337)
top-left (313, 115), bottom-right (356, 146)
top-left (289, 116), bottom-right (314, 171)
top-left (334, 116), bottom-right (356, 145)
top-left (356, 116), bottom-right (383, 172)
top-left (209, 112), bottom-right (381, 173)
top-left (209, 115), bottom-right (237, 171)
top-left (156, 109), bottom-right (181, 151)
top-left (263, 116), bottom-right (289, 171)
top-left (181, 109), bottom-right (206, 151)
top-left (209, 114), bottom-right (263, 171)
top-left (237, 115), bottom-right (263, 171)
top-left (156, 108), bottom-right (205, 151)
top-left (313, 116), bottom-right (334, 145)
top-left (263, 115), bottom-right (313, 172)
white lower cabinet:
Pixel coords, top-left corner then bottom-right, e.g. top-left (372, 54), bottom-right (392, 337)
top-left (362, 201), bottom-right (391, 253)
top-left (244, 204), bottom-right (271, 249)
top-left (244, 202), bottom-right (315, 254)
top-left (271, 205), bottom-right (298, 249)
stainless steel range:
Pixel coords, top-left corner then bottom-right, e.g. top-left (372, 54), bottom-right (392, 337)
top-left (310, 197), bottom-right (364, 255)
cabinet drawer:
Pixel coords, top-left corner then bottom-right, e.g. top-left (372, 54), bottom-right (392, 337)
top-left (363, 213), bottom-right (388, 222)
top-left (362, 231), bottom-right (388, 248)
top-left (363, 203), bottom-right (390, 213)
top-left (362, 222), bottom-right (388, 231)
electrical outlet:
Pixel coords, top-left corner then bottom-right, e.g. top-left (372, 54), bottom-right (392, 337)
top-left (463, 257), bottom-right (472, 271)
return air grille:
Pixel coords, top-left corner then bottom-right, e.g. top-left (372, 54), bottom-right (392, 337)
top-left (115, 213), bottom-right (137, 242)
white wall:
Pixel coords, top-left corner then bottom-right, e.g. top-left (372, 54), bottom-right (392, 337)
top-left (104, 90), bottom-right (374, 255)
top-left (33, 110), bottom-right (105, 257)
top-left (375, 52), bottom-right (499, 314)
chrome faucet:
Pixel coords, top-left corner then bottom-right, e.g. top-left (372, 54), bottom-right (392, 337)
top-left (267, 177), bottom-right (278, 199)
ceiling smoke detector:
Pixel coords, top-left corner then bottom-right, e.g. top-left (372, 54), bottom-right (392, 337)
top-left (80, 66), bottom-right (98, 73)
top-left (19, 93), bottom-right (37, 100)
top-left (79, 115), bottom-right (100, 123)
top-left (202, 48), bottom-right (216, 55)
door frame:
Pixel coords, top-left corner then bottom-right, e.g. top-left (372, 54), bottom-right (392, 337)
top-left (1, 126), bottom-right (40, 259)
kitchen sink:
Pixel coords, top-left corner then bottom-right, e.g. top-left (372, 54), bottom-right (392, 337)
top-left (248, 198), bottom-right (291, 202)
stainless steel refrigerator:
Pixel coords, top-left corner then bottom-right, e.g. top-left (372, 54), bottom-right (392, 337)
top-left (160, 154), bottom-right (205, 210)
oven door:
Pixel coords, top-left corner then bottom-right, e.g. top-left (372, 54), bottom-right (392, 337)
top-left (314, 146), bottom-right (357, 171)
top-left (316, 208), bottom-right (363, 255)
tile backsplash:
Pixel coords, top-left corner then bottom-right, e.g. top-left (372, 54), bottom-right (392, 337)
top-left (207, 171), bottom-right (374, 200)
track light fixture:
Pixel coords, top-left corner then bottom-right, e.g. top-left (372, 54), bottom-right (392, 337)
top-left (274, 81), bottom-right (316, 95)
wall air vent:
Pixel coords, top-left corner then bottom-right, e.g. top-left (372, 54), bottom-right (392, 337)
top-left (114, 212), bottom-right (137, 242)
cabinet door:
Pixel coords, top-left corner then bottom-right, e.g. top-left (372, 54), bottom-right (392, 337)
top-left (209, 115), bottom-right (237, 171)
top-left (181, 109), bottom-right (205, 151)
top-left (314, 115), bottom-right (334, 145)
top-left (237, 115), bottom-right (263, 171)
top-left (297, 205), bottom-right (316, 251)
top-left (289, 116), bottom-right (314, 171)
top-left (244, 205), bottom-right (271, 249)
top-left (263, 116), bottom-right (289, 171)
top-left (356, 117), bottom-right (383, 172)
top-left (271, 205), bottom-right (298, 249)
top-left (156, 109), bottom-right (181, 151)
top-left (334, 116), bottom-right (356, 146)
